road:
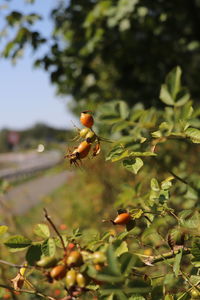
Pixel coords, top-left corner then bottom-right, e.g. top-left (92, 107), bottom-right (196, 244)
top-left (0, 170), bottom-right (72, 215)
top-left (0, 150), bottom-right (62, 180)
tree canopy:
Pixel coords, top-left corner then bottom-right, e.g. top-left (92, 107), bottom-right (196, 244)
top-left (1, 0), bottom-right (200, 108)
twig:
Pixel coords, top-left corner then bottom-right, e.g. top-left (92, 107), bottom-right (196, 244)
top-left (169, 171), bottom-right (189, 185)
top-left (43, 208), bottom-right (66, 252)
top-left (0, 260), bottom-right (29, 269)
top-left (142, 248), bottom-right (191, 266)
top-left (0, 283), bottom-right (56, 300)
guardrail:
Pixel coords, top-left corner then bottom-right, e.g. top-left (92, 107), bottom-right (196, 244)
top-left (0, 151), bottom-right (63, 181)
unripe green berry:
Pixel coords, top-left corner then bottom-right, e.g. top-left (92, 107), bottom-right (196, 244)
top-left (66, 269), bottom-right (77, 288)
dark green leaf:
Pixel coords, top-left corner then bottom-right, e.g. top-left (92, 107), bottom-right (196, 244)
top-left (26, 244), bottom-right (42, 266)
top-left (4, 235), bottom-right (32, 249)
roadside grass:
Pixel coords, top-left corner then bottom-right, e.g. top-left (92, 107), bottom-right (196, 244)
top-left (15, 156), bottom-right (127, 235)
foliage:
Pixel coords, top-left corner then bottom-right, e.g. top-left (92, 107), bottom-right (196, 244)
top-left (0, 123), bottom-right (73, 152)
top-left (2, 1), bottom-right (200, 108)
top-left (0, 67), bottom-right (200, 299)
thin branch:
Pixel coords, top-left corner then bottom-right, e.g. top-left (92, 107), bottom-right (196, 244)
top-left (142, 248), bottom-right (191, 266)
top-left (169, 171), bottom-right (189, 185)
top-left (0, 283), bottom-right (56, 300)
top-left (43, 208), bottom-right (66, 252)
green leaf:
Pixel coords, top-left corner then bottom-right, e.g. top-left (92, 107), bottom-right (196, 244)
top-left (129, 152), bottom-right (157, 157)
top-left (120, 253), bottom-right (137, 275)
top-left (173, 249), bottom-right (182, 277)
top-left (185, 127), bottom-right (200, 143)
top-left (117, 101), bottom-right (129, 119)
top-left (130, 209), bottom-right (143, 219)
top-left (41, 238), bottom-right (56, 256)
top-left (190, 275), bottom-right (200, 286)
top-left (166, 66), bottom-right (181, 100)
top-left (4, 235), bottom-right (32, 248)
top-left (151, 130), bottom-right (162, 138)
top-left (126, 280), bottom-right (152, 294)
top-left (164, 295), bottom-right (174, 300)
top-left (107, 244), bottom-right (121, 276)
top-left (159, 84), bottom-right (174, 106)
top-left (100, 284), bottom-right (127, 298)
top-left (112, 121), bottom-right (130, 133)
top-left (111, 150), bottom-right (130, 162)
top-left (123, 158), bottom-right (143, 174)
top-left (106, 145), bottom-right (125, 161)
top-left (175, 89), bottom-right (190, 107)
top-left (114, 241), bottom-right (128, 257)
top-left (0, 226), bottom-right (8, 235)
top-left (34, 224), bottom-right (50, 239)
top-left (191, 238), bottom-right (200, 260)
top-left (129, 296), bottom-right (146, 300)
top-left (150, 178), bottom-right (160, 191)
top-left (26, 244), bottom-right (42, 266)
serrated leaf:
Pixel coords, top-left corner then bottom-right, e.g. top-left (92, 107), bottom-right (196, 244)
top-left (34, 224), bottom-right (50, 239)
top-left (0, 226), bottom-right (8, 235)
top-left (185, 127), bottom-right (200, 143)
top-left (123, 158), bottom-right (143, 174)
top-left (173, 249), bottom-right (182, 277)
top-left (26, 244), bottom-right (42, 266)
top-left (41, 238), bottom-right (56, 256)
top-left (4, 235), bottom-right (31, 248)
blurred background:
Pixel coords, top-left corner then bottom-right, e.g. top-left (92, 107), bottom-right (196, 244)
top-left (1, 0), bottom-right (200, 227)
top-left (1, 0), bottom-right (200, 221)
top-left (0, 0), bottom-right (200, 298)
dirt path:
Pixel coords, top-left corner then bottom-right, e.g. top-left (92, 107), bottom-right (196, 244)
top-left (0, 171), bottom-right (72, 215)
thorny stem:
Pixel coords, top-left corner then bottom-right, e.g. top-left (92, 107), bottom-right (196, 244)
top-left (43, 208), bottom-right (66, 252)
top-left (0, 283), bottom-right (56, 300)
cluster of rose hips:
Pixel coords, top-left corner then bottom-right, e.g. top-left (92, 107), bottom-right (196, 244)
top-left (36, 243), bottom-right (106, 299)
top-left (65, 111), bottom-right (101, 166)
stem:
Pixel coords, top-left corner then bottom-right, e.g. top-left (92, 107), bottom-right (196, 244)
top-left (142, 248), bottom-right (191, 265)
top-left (0, 260), bottom-right (31, 269)
top-left (43, 208), bottom-right (66, 252)
top-left (169, 171), bottom-right (189, 185)
top-left (0, 283), bottom-right (56, 300)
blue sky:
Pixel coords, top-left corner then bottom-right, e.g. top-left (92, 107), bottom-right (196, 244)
top-left (0, 0), bottom-right (76, 130)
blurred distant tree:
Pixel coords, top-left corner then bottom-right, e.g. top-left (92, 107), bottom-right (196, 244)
top-left (1, 0), bottom-right (200, 108)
